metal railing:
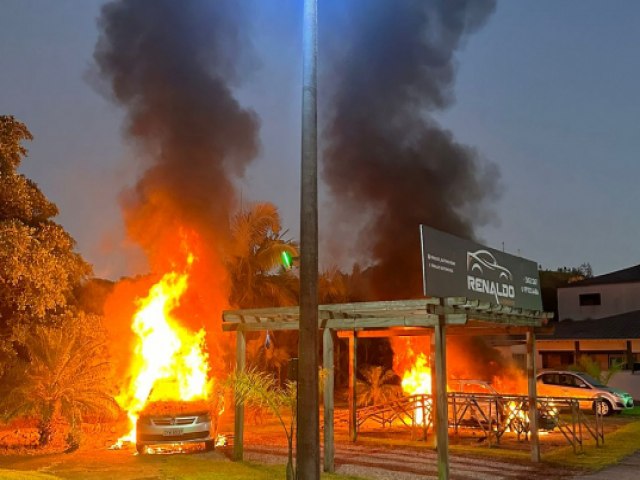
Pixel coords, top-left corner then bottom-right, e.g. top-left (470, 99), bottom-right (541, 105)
top-left (335, 392), bottom-right (605, 453)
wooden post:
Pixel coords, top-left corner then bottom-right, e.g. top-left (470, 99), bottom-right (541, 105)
top-left (574, 340), bottom-right (580, 365)
top-left (434, 315), bottom-right (449, 480)
top-left (527, 329), bottom-right (540, 462)
top-left (233, 330), bottom-right (246, 461)
top-left (626, 340), bottom-right (634, 371)
top-left (323, 328), bottom-right (335, 472)
top-left (348, 332), bottom-right (358, 442)
top-left (430, 333), bottom-right (437, 447)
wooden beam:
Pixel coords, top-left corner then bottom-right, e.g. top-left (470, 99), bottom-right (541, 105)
top-left (527, 329), bottom-right (540, 462)
top-left (335, 324), bottom-right (555, 339)
top-left (338, 328), bottom-right (431, 338)
top-left (233, 330), bottom-right (246, 461)
top-left (434, 310), bottom-right (449, 479)
top-left (223, 298), bottom-right (550, 332)
top-left (224, 298), bottom-right (440, 319)
top-left (225, 315), bottom-right (447, 332)
top-left (348, 332), bottom-right (357, 442)
top-left (447, 325), bottom-right (554, 336)
top-left (323, 328), bottom-right (335, 472)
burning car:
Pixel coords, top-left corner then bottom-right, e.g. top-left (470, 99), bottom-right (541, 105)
top-left (136, 409), bottom-right (214, 454)
top-left (449, 379), bottom-right (557, 433)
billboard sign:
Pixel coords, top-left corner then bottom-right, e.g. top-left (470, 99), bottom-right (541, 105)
top-left (420, 226), bottom-right (543, 311)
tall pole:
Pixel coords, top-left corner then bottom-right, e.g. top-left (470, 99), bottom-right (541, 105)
top-left (298, 0), bottom-right (320, 478)
top-left (527, 329), bottom-right (540, 462)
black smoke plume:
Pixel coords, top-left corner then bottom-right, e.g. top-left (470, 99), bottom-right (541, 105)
top-left (92, 1), bottom-right (259, 371)
top-left (323, 0), bottom-right (500, 299)
top-left (93, 0), bottom-right (259, 259)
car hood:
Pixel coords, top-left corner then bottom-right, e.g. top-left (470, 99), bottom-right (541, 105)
top-left (599, 386), bottom-right (631, 397)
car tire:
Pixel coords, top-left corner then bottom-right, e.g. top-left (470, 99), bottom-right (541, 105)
top-left (593, 399), bottom-right (613, 416)
top-left (204, 440), bottom-right (215, 452)
top-left (136, 443), bottom-right (146, 454)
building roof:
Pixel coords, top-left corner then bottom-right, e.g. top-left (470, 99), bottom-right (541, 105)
top-left (538, 310), bottom-right (640, 340)
top-left (564, 264), bottom-right (640, 288)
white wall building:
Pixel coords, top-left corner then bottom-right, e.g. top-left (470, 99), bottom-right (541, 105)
top-left (534, 264), bottom-right (640, 399)
top-left (557, 265), bottom-right (640, 321)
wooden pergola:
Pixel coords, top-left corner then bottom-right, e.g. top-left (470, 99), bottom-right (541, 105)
top-left (223, 297), bottom-right (551, 479)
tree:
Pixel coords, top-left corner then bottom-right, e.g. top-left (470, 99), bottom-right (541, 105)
top-left (231, 369), bottom-right (298, 480)
top-left (245, 332), bottom-right (291, 384)
top-left (0, 116), bottom-right (91, 370)
top-left (0, 312), bottom-right (118, 449)
top-left (227, 202), bottom-right (298, 308)
top-left (571, 355), bottom-right (623, 386)
top-left (318, 266), bottom-right (349, 304)
top-left (356, 365), bottom-right (402, 407)
top-left (0, 116), bottom-right (111, 449)
top-left (230, 368), bottom-right (327, 480)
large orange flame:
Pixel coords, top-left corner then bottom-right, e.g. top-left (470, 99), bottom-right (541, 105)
top-left (115, 254), bottom-right (211, 444)
top-left (401, 353), bottom-right (432, 425)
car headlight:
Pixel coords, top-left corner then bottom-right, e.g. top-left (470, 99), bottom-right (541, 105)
top-left (196, 414), bottom-right (211, 424)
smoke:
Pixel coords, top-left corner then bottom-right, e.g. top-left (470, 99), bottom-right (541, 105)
top-left (322, 0), bottom-right (501, 299)
top-left (93, 0), bottom-right (259, 263)
top-left (92, 0), bottom-right (259, 368)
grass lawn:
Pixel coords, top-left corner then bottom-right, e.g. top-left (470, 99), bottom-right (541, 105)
top-left (0, 471), bottom-right (60, 480)
top-left (544, 420), bottom-right (640, 470)
top-left (351, 414), bottom-right (640, 472)
top-left (0, 449), bottom-right (365, 480)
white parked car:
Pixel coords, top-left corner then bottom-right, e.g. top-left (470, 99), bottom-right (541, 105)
top-left (537, 370), bottom-right (634, 416)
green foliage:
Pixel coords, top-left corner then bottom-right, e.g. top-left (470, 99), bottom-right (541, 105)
top-left (229, 369), bottom-right (297, 480)
top-left (318, 266), bottom-right (350, 304)
top-left (356, 365), bottom-right (402, 407)
top-left (0, 220), bottom-right (90, 321)
top-left (245, 332), bottom-right (291, 383)
top-left (570, 355), bottom-right (623, 385)
top-left (229, 367), bottom-right (328, 480)
top-left (227, 202), bottom-right (298, 308)
top-left (0, 115), bottom-right (33, 173)
top-left (0, 311), bottom-right (118, 447)
top-left (0, 116), bottom-right (92, 373)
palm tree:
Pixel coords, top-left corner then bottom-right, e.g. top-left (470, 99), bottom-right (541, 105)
top-left (0, 312), bottom-right (118, 448)
top-left (245, 332), bottom-right (291, 384)
top-left (231, 369), bottom-right (298, 480)
top-left (227, 202), bottom-right (298, 308)
top-left (318, 266), bottom-right (350, 304)
top-left (356, 365), bottom-right (402, 407)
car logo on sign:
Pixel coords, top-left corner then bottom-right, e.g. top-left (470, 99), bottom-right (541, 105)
top-left (466, 249), bottom-right (515, 304)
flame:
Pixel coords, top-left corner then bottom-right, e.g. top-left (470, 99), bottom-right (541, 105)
top-left (505, 400), bottom-right (528, 432)
top-left (401, 353), bottom-right (432, 425)
top-left (114, 254), bottom-right (211, 444)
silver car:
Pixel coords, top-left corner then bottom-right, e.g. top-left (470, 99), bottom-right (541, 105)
top-left (537, 370), bottom-right (634, 416)
top-left (136, 410), bottom-right (214, 454)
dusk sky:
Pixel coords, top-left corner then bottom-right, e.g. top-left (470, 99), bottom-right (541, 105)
top-left (1, 1), bottom-right (639, 280)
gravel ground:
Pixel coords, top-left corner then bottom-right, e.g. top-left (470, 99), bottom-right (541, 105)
top-left (243, 442), bottom-right (577, 480)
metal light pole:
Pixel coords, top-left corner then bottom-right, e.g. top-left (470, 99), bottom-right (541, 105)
top-left (297, 0), bottom-right (320, 478)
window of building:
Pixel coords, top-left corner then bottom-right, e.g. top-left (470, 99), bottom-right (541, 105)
top-left (579, 293), bottom-right (601, 306)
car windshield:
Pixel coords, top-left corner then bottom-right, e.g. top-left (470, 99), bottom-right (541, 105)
top-left (575, 372), bottom-right (606, 388)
